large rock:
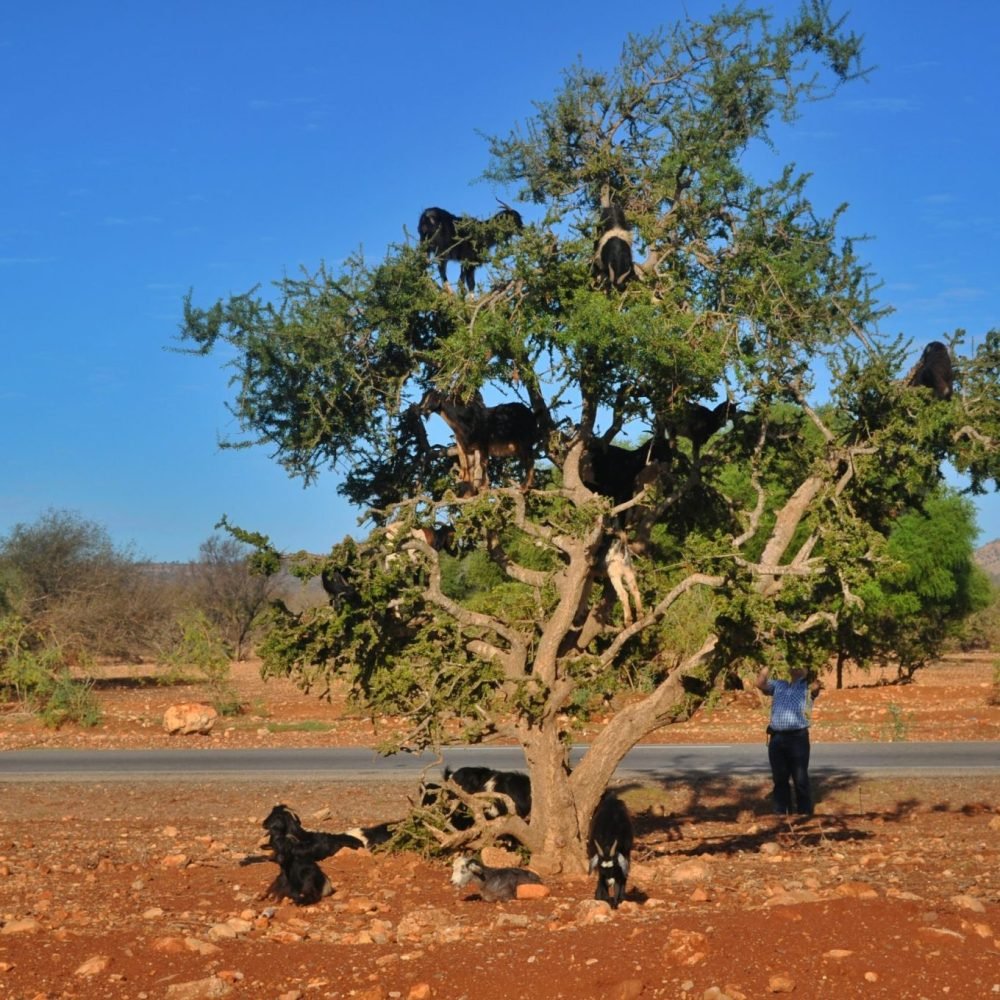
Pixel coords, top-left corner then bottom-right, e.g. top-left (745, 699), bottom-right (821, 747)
top-left (163, 703), bottom-right (218, 735)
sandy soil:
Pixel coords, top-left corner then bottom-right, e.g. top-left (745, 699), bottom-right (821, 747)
top-left (0, 655), bottom-right (997, 999)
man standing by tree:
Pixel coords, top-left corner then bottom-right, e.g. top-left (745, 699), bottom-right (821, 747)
top-left (756, 665), bottom-right (821, 816)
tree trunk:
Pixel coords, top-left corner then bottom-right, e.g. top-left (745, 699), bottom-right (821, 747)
top-left (519, 720), bottom-right (587, 875)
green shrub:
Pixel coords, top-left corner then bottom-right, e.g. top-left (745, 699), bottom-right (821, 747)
top-left (0, 616), bottom-right (102, 728)
top-left (161, 610), bottom-right (244, 715)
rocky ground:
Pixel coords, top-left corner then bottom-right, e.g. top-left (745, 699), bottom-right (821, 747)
top-left (0, 655), bottom-right (998, 999)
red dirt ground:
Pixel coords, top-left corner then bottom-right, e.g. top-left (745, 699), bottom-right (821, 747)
top-left (0, 655), bottom-right (997, 999)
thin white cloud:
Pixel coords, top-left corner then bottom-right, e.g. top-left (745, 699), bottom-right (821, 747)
top-left (847, 97), bottom-right (919, 113)
top-left (102, 215), bottom-right (162, 227)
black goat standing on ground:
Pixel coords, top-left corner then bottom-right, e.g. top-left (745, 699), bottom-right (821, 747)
top-left (418, 204), bottom-right (523, 292)
top-left (908, 341), bottom-right (954, 400)
top-left (592, 202), bottom-right (634, 292)
top-left (588, 792), bottom-right (634, 909)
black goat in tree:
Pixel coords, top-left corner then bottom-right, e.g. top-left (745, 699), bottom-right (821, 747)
top-left (908, 341), bottom-right (954, 400)
top-left (418, 203), bottom-right (523, 292)
top-left (592, 202), bottom-right (634, 292)
top-left (420, 388), bottom-right (538, 493)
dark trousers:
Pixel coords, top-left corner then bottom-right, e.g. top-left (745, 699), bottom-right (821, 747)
top-left (767, 728), bottom-right (813, 815)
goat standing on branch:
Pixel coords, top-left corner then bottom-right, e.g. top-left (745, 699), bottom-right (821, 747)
top-left (908, 341), bottom-right (954, 400)
top-left (418, 203), bottom-right (523, 292)
top-left (420, 389), bottom-right (538, 493)
top-left (592, 202), bottom-right (634, 292)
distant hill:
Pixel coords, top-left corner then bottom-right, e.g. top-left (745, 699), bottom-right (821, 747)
top-left (974, 539), bottom-right (1000, 584)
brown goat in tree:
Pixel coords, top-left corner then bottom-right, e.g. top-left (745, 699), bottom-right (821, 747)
top-left (420, 389), bottom-right (538, 493)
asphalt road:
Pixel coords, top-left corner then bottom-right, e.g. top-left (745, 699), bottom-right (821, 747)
top-left (0, 741), bottom-right (996, 782)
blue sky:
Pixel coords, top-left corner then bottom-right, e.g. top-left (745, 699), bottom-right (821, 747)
top-left (2, 1), bottom-right (998, 562)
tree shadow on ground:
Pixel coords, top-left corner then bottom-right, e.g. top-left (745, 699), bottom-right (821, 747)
top-left (614, 769), bottom-right (928, 859)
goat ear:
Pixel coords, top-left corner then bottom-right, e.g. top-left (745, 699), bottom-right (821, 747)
top-left (617, 853), bottom-right (629, 876)
top-left (588, 853), bottom-right (599, 872)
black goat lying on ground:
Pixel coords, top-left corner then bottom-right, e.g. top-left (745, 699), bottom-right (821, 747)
top-left (588, 791), bottom-right (634, 909)
top-left (418, 204), bottom-right (523, 292)
top-left (257, 803), bottom-right (366, 858)
top-left (451, 856), bottom-right (544, 901)
top-left (260, 832), bottom-right (334, 905)
top-left (908, 340), bottom-right (954, 400)
top-left (245, 804), bottom-right (397, 904)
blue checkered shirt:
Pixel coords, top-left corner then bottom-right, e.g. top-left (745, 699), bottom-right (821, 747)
top-left (761, 677), bottom-right (813, 730)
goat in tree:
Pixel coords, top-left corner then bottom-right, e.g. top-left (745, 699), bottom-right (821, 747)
top-left (908, 341), bottom-right (954, 400)
top-left (420, 388), bottom-right (538, 493)
top-left (418, 203), bottom-right (523, 292)
top-left (592, 202), bottom-right (634, 292)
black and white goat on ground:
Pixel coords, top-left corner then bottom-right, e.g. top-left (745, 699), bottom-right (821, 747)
top-left (418, 204), bottom-right (523, 292)
top-left (908, 341), bottom-right (954, 400)
top-left (421, 388), bottom-right (538, 493)
top-left (588, 791), bottom-right (634, 909)
top-left (451, 856), bottom-right (544, 901)
top-left (592, 202), bottom-right (634, 292)
top-left (420, 766), bottom-right (532, 831)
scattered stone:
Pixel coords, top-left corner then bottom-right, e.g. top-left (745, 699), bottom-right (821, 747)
top-left (822, 949), bottom-right (853, 959)
top-left (165, 976), bottom-right (233, 999)
top-left (575, 899), bottom-right (613, 925)
top-left (161, 853), bottom-right (189, 869)
top-left (0, 918), bottom-right (40, 935)
top-left (767, 972), bottom-right (795, 993)
top-left (481, 846), bottom-right (521, 868)
top-left (142, 907), bottom-right (164, 919)
top-left (606, 978), bottom-right (643, 999)
top-left (186, 938), bottom-right (222, 956)
top-left (74, 955), bottom-right (110, 977)
top-left (407, 984), bottom-right (432, 1000)
top-left (151, 936), bottom-right (187, 954)
top-left (662, 928), bottom-right (708, 967)
top-left (395, 907), bottom-right (463, 945)
top-left (950, 894), bottom-right (986, 913)
top-left (833, 881), bottom-right (878, 899)
top-left (918, 926), bottom-right (965, 943)
top-left (163, 703), bottom-right (219, 735)
top-left (516, 882), bottom-right (550, 900)
top-left (670, 859), bottom-right (711, 882)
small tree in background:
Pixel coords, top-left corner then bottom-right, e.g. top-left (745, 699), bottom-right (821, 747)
top-left (0, 508), bottom-right (168, 663)
top-left (181, 5), bottom-right (1000, 872)
top-left (186, 533), bottom-right (275, 660)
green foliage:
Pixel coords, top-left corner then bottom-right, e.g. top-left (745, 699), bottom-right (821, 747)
top-left (180, 4), bottom-right (1000, 864)
top-left (161, 610), bottom-right (243, 716)
top-left (0, 615), bottom-right (102, 728)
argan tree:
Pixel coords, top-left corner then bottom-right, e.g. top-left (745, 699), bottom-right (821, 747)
top-left (180, 3), bottom-right (1000, 872)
